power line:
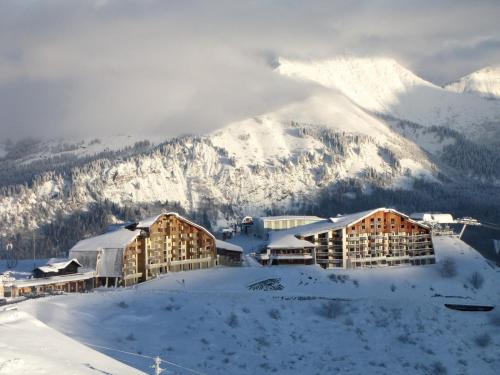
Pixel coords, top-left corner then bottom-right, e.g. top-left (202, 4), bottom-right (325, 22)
top-left (81, 342), bottom-right (207, 375)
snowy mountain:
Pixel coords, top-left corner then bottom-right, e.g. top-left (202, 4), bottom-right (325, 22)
top-left (0, 56), bottom-right (499, 257)
top-left (276, 57), bottom-right (500, 144)
top-left (445, 65), bottom-right (500, 99)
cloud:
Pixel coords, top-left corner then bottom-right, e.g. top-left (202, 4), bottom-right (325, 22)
top-left (0, 0), bottom-right (499, 140)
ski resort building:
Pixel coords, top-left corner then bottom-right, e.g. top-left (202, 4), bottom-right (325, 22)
top-left (257, 208), bottom-right (435, 268)
top-left (68, 212), bottom-right (217, 287)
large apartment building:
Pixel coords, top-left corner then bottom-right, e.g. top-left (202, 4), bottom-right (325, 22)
top-left (69, 212), bottom-right (217, 287)
top-left (258, 208), bottom-right (435, 269)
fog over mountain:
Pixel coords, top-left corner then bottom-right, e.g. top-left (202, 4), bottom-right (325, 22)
top-left (1, 0), bottom-right (500, 140)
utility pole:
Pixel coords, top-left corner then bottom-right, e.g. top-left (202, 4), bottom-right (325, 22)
top-left (150, 356), bottom-right (164, 375)
top-left (33, 232), bottom-right (36, 270)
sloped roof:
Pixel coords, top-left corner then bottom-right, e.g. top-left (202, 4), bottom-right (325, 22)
top-left (35, 259), bottom-right (82, 274)
top-left (135, 212), bottom-right (215, 240)
top-left (69, 228), bottom-right (141, 253)
top-left (267, 231), bottom-right (315, 249)
top-left (12, 271), bottom-right (95, 288)
top-left (216, 239), bottom-right (243, 252)
top-left (294, 208), bottom-right (426, 237)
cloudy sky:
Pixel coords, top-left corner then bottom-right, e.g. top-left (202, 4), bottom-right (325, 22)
top-left (1, 0), bottom-right (499, 140)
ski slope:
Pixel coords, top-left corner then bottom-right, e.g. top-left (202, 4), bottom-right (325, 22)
top-left (13, 235), bottom-right (500, 375)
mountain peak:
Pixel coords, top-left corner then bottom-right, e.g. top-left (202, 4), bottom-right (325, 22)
top-left (275, 56), bottom-right (436, 113)
top-left (445, 65), bottom-right (500, 99)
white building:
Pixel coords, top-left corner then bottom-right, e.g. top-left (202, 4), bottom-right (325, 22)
top-left (254, 215), bottom-right (324, 236)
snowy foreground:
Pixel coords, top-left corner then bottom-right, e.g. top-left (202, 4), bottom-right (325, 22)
top-left (3, 236), bottom-right (500, 375)
top-left (0, 310), bottom-right (143, 374)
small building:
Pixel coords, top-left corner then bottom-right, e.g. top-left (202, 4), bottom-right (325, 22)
top-left (241, 216), bottom-right (254, 226)
top-left (410, 212), bottom-right (454, 224)
top-left (221, 228), bottom-right (234, 240)
top-left (1, 266), bottom-right (94, 298)
top-left (216, 240), bottom-right (243, 265)
top-left (254, 215), bottom-right (324, 236)
top-left (33, 259), bottom-right (83, 278)
top-left (257, 231), bottom-right (316, 265)
top-left (8, 271), bottom-right (95, 297)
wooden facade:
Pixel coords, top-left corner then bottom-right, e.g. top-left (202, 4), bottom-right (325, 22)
top-left (295, 209), bottom-right (435, 269)
top-left (11, 279), bottom-right (92, 297)
top-left (122, 213), bottom-right (217, 286)
top-left (4, 273), bottom-right (95, 298)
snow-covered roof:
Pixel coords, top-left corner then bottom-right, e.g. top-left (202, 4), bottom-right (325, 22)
top-left (295, 208), bottom-right (426, 237)
top-left (12, 271), bottom-right (95, 288)
top-left (35, 259), bottom-right (82, 274)
top-left (216, 240), bottom-right (243, 253)
top-left (69, 228), bottom-right (141, 253)
top-left (267, 231), bottom-right (315, 249)
top-left (258, 215), bottom-right (324, 222)
top-left (410, 212), bottom-right (454, 223)
top-left (135, 212), bottom-right (215, 240)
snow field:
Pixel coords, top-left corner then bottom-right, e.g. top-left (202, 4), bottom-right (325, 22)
top-left (14, 236), bottom-right (500, 375)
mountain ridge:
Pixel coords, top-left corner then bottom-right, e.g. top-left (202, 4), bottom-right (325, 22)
top-left (0, 55), bottom-right (499, 258)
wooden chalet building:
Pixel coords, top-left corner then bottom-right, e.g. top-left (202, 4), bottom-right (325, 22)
top-left (33, 259), bottom-right (83, 278)
top-left (258, 208), bottom-right (435, 269)
top-left (69, 212), bottom-right (217, 287)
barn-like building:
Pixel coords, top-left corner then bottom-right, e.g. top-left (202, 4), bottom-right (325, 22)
top-left (258, 208), bottom-right (435, 268)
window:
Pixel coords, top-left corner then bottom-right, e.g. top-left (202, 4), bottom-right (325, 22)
top-left (351, 226), bottom-right (355, 230)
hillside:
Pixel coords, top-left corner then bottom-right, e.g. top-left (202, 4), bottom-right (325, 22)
top-left (17, 235), bottom-right (500, 374)
top-left (445, 66), bottom-right (500, 99)
top-left (0, 56), bottom-right (499, 259)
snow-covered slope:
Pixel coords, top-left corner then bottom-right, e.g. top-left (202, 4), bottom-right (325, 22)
top-left (445, 65), bottom-right (500, 99)
top-left (277, 57), bottom-right (500, 142)
top-left (19, 235), bottom-right (500, 374)
top-left (0, 309), bottom-right (144, 374)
